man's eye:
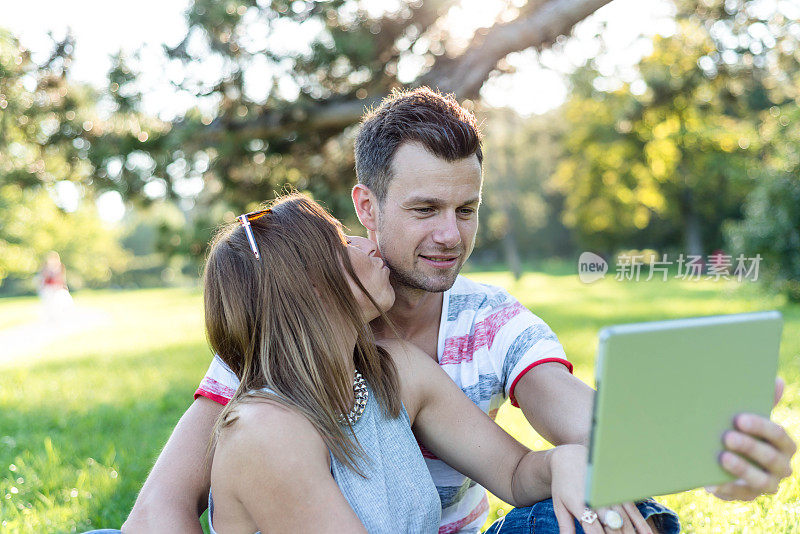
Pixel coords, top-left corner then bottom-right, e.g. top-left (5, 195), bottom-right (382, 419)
top-left (459, 208), bottom-right (475, 216)
top-left (414, 207), bottom-right (433, 214)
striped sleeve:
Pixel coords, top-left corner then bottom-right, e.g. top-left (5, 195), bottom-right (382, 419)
top-left (490, 296), bottom-right (572, 407)
top-left (194, 355), bottom-right (240, 405)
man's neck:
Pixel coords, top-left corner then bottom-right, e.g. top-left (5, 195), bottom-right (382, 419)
top-left (377, 283), bottom-right (444, 343)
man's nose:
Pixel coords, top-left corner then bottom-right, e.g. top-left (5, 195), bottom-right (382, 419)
top-left (432, 212), bottom-right (461, 249)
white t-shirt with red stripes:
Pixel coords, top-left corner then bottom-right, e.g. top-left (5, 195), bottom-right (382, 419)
top-left (195, 275), bottom-right (571, 534)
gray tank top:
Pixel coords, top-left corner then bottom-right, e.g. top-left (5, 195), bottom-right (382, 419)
top-left (209, 383), bottom-right (441, 533)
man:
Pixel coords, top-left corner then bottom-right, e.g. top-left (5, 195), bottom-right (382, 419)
top-left (123, 88), bottom-right (795, 534)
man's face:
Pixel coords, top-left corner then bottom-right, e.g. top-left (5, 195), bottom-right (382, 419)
top-left (374, 142), bottom-right (482, 293)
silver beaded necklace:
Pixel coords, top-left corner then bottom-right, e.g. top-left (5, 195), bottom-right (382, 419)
top-left (339, 369), bottom-right (368, 426)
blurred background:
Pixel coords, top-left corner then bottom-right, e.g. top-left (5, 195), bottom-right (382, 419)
top-left (1, 0), bottom-right (798, 298)
top-left (1, 0), bottom-right (799, 532)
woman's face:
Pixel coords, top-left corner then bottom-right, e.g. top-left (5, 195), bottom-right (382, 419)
top-left (344, 235), bottom-right (395, 321)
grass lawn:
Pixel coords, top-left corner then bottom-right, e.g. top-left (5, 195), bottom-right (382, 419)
top-left (0, 270), bottom-right (798, 533)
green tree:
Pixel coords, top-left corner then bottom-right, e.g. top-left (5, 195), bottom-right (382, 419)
top-left (726, 105), bottom-right (800, 301)
top-left (0, 184), bottom-right (129, 293)
top-left (554, 0), bottom-right (799, 257)
top-left (477, 106), bottom-right (574, 276)
top-left (84, 0), bottom-right (618, 220)
top-left (44, 0), bottom-right (614, 270)
top-left (0, 30), bottom-right (129, 292)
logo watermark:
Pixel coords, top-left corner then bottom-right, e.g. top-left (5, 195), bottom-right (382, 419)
top-left (577, 252), bottom-right (762, 284)
top-left (578, 252), bottom-right (608, 283)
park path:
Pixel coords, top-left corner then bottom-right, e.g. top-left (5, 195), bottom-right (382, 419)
top-left (0, 306), bottom-right (111, 366)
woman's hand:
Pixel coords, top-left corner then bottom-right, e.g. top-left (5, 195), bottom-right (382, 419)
top-left (549, 444), bottom-right (654, 534)
top-left (550, 444), bottom-right (598, 533)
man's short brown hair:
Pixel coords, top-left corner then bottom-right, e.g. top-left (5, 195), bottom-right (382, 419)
top-left (354, 87), bottom-right (483, 203)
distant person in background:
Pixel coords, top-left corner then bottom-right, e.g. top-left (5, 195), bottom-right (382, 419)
top-left (38, 251), bottom-right (73, 321)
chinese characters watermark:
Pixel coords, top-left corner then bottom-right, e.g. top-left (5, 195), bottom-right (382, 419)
top-left (578, 252), bottom-right (762, 284)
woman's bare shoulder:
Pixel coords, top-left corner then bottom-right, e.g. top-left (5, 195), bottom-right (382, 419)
top-left (377, 338), bottom-right (433, 369)
top-left (376, 339), bottom-right (442, 421)
top-left (214, 398), bottom-right (329, 477)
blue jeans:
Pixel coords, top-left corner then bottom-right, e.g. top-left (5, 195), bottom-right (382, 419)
top-left (484, 498), bottom-right (680, 534)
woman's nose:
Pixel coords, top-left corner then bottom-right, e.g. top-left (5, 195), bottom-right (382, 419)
top-left (348, 236), bottom-right (379, 257)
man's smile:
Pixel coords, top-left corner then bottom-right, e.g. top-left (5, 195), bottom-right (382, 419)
top-left (418, 254), bottom-right (459, 268)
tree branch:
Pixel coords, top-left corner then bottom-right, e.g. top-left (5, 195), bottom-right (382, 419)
top-left (193, 0), bottom-right (614, 145)
top-left (421, 0), bottom-right (614, 98)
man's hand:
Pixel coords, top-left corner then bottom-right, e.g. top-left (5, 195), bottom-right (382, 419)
top-left (708, 377), bottom-right (796, 501)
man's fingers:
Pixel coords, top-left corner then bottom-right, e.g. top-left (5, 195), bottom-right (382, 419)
top-left (734, 414), bottom-right (797, 457)
top-left (720, 451), bottom-right (781, 494)
top-left (724, 430), bottom-right (793, 478)
top-left (774, 377), bottom-right (785, 408)
top-left (716, 411), bottom-right (797, 500)
top-left (711, 479), bottom-right (760, 501)
top-left (622, 502), bottom-right (653, 534)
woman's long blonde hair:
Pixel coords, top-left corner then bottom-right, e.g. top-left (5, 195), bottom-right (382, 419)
top-left (203, 193), bottom-right (401, 473)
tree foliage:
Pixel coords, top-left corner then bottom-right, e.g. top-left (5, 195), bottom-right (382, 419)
top-left (477, 106), bottom-right (573, 275)
top-left (0, 30), bottom-right (128, 292)
top-left (84, 0), bottom-right (614, 218)
top-left (726, 104), bottom-right (800, 301)
top-left (554, 0), bottom-right (799, 258)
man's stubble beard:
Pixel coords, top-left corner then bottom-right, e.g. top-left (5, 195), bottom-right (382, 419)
top-left (385, 259), bottom-right (459, 293)
top-left (376, 213), bottom-right (463, 294)
top-left (381, 249), bottom-right (461, 294)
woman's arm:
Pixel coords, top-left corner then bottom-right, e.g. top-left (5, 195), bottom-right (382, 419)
top-left (385, 340), bottom-right (597, 528)
top-left (211, 400), bottom-right (368, 534)
top-left (387, 341), bottom-right (550, 506)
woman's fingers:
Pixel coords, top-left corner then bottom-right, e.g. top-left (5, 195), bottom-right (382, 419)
top-left (554, 498), bottom-right (612, 534)
top-left (596, 505), bottom-right (634, 534)
top-left (552, 498), bottom-right (577, 534)
top-left (622, 502), bottom-right (653, 534)
top-left (592, 502), bottom-right (656, 534)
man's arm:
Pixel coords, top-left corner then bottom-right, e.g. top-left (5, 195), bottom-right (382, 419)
top-left (122, 396), bottom-right (223, 534)
top-left (514, 363), bottom-right (797, 502)
top-left (513, 362), bottom-right (594, 447)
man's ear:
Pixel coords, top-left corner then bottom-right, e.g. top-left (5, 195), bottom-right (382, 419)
top-left (352, 184), bottom-right (379, 232)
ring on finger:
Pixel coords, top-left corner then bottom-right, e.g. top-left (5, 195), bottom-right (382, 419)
top-left (581, 508), bottom-right (598, 524)
top-left (603, 509), bottom-right (624, 529)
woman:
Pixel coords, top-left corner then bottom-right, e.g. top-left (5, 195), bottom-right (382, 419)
top-left (203, 193), bottom-right (608, 534)
top-left (38, 250), bottom-right (72, 321)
